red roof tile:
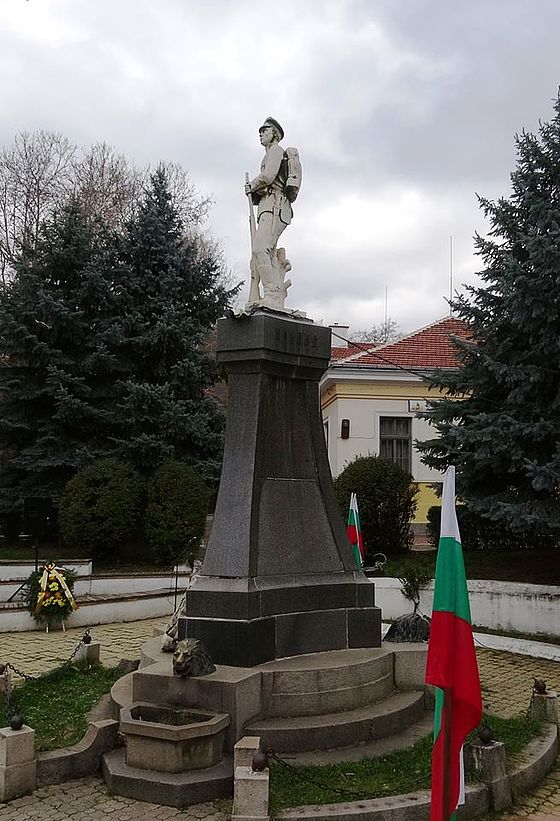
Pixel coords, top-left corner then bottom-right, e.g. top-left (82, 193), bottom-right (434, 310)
top-left (330, 317), bottom-right (470, 370)
top-left (330, 344), bottom-right (362, 360)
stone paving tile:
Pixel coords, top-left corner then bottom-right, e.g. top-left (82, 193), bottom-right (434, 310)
top-left (0, 617), bottom-right (166, 677)
top-left (0, 777), bottom-right (232, 820)
top-left (476, 647), bottom-right (560, 820)
top-left (1, 624), bottom-right (560, 818)
top-left (476, 646), bottom-right (560, 718)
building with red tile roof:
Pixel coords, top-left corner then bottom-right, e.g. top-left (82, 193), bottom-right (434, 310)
top-left (321, 316), bottom-right (469, 527)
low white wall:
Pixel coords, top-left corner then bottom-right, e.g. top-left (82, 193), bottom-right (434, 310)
top-left (0, 591), bottom-right (176, 632)
top-left (0, 571), bottom-right (191, 603)
top-left (375, 578), bottom-right (560, 638)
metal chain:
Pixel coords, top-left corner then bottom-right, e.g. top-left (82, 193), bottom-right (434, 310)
top-left (62, 629), bottom-right (91, 666)
top-left (2, 683), bottom-right (13, 725)
top-left (2, 662), bottom-right (37, 682)
top-left (0, 629), bottom-right (93, 724)
top-left (267, 748), bottom-right (432, 799)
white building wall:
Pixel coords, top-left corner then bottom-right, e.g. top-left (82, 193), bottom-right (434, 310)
top-left (322, 395), bottom-right (443, 482)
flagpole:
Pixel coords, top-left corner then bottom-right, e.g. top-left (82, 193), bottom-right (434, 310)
top-left (442, 687), bottom-right (453, 821)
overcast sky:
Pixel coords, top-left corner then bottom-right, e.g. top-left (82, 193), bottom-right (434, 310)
top-left (1, 0), bottom-right (559, 333)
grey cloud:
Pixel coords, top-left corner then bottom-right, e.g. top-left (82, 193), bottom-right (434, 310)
top-left (1, 0), bottom-right (559, 333)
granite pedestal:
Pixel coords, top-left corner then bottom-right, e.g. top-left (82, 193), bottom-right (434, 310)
top-left (180, 311), bottom-right (381, 665)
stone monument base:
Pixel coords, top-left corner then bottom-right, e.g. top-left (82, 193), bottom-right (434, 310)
top-left (182, 311), bottom-right (381, 666)
top-left (180, 573), bottom-right (381, 667)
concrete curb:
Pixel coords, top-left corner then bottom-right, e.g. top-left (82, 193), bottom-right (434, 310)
top-left (276, 784), bottom-right (489, 820)
top-left (36, 718), bottom-right (119, 786)
top-left (274, 725), bottom-right (559, 821)
top-left (472, 632), bottom-right (560, 662)
top-left (509, 723), bottom-right (559, 798)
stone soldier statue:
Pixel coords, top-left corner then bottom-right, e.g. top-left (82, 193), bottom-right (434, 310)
top-left (244, 117), bottom-right (301, 311)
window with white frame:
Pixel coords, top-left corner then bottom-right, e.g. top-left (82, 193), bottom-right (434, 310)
top-left (379, 416), bottom-right (412, 472)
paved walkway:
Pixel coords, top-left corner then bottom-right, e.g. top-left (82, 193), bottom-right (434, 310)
top-left (0, 620), bottom-right (559, 819)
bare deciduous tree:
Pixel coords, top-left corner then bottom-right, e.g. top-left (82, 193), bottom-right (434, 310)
top-left (144, 160), bottom-right (212, 230)
top-left (73, 142), bottom-right (142, 226)
top-left (0, 131), bottom-right (227, 289)
top-left (353, 318), bottom-right (401, 344)
top-left (0, 131), bottom-right (76, 285)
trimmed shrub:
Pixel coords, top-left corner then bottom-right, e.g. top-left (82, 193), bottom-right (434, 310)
top-left (426, 504), bottom-right (559, 551)
top-left (59, 459), bottom-right (143, 560)
top-left (145, 460), bottom-right (209, 566)
top-left (335, 456), bottom-right (417, 560)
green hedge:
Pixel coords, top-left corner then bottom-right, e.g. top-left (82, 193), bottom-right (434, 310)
top-left (335, 456), bottom-right (417, 560)
top-left (145, 460), bottom-right (209, 566)
top-left (426, 504), bottom-right (559, 551)
top-left (59, 459), bottom-right (144, 560)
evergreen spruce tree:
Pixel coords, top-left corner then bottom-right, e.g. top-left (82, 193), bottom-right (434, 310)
top-left (0, 203), bottom-right (121, 515)
top-left (418, 95), bottom-right (560, 534)
top-left (0, 166), bottom-right (234, 522)
top-left (109, 166), bottom-right (234, 480)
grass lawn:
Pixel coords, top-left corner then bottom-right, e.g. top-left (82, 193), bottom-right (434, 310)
top-left (269, 713), bottom-right (542, 811)
top-left (1, 662), bottom-right (121, 751)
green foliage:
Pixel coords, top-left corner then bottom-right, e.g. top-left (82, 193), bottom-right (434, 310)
top-left (3, 662), bottom-right (121, 751)
top-left (0, 167), bottom-right (237, 523)
top-left (384, 553), bottom-right (436, 581)
top-left (270, 713), bottom-right (541, 810)
top-left (0, 202), bottom-right (121, 514)
top-left (466, 713), bottom-right (543, 761)
top-left (59, 459), bottom-right (143, 560)
top-left (426, 505), bottom-right (559, 552)
top-left (398, 569), bottom-right (431, 613)
top-left (24, 565), bottom-right (77, 626)
top-left (334, 456), bottom-right (417, 559)
top-left (418, 95), bottom-right (560, 534)
top-left (145, 460), bottom-right (209, 565)
top-left (109, 166), bottom-right (236, 481)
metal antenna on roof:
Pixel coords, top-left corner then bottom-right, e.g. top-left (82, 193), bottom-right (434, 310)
top-left (449, 234), bottom-right (454, 315)
top-left (384, 285), bottom-right (388, 326)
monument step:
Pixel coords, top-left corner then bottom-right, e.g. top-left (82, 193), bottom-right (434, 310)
top-left (258, 647), bottom-right (393, 692)
top-left (259, 647), bottom-right (394, 717)
top-left (264, 671), bottom-right (393, 717)
top-left (286, 711), bottom-right (434, 765)
top-left (245, 689), bottom-right (426, 753)
top-left (102, 748), bottom-right (233, 808)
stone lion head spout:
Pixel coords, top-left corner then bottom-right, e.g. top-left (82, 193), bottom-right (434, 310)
top-left (172, 638), bottom-right (216, 678)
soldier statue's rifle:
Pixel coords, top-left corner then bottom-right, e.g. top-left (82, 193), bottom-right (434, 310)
top-left (245, 172), bottom-right (260, 304)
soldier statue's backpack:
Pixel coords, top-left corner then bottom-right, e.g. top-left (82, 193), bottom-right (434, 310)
top-left (283, 147), bottom-right (302, 203)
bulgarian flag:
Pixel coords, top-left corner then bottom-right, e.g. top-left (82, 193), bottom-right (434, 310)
top-left (346, 492), bottom-right (364, 568)
top-left (425, 466), bottom-right (482, 821)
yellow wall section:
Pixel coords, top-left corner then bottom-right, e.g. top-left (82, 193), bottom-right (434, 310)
top-left (321, 381), bottom-right (449, 410)
top-left (414, 482), bottom-right (441, 524)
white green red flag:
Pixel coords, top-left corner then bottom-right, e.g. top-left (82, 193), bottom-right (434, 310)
top-left (346, 492), bottom-right (364, 568)
top-left (425, 466), bottom-right (482, 821)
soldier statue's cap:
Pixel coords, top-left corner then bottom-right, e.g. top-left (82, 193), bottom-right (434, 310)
top-left (260, 117), bottom-right (284, 140)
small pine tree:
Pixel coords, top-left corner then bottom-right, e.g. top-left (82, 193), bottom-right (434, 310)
top-left (418, 94), bottom-right (560, 534)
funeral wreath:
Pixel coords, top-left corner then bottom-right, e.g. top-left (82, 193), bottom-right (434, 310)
top-left (25, 563), bottom-right (78, 627)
